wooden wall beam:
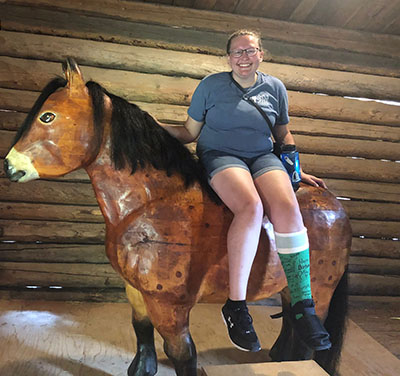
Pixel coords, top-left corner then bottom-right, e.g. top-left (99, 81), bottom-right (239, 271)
top-left (349, 256), bottom-right (400, 276)
top-left (0, 218), bottom-right (396, 242)
top-left (351, 238), bottom-right (400, 259)
top-left (1, 4), bottom-right (399, 77)
top-left (1, 65), bottom-right (399, 126)
top-left (2, 200), bottom-right (399, 222)
top-left (0, 178), bottom-right (97, 205)
top-left (0, 219), bottom-right (105, 243)
top-left (350, 220), bottom-right (400, 239)
top-left (0, 243), bottom-right (108, 263)
top-left (0, 287), bottom-right (127, 302)
top-left (0, 261), bottom-right (123, 288)
top-left (2, 31), bottom-right (400, 101)
top-left (4, 0), bottom-right (399, 59)
top-left (0, 260), bottom-right (398, 295)
top-left (0, 202), bottom-right (103, 223)
top-left (325, 179), bottom-right (400, 203)
top-left (4, 109), bottom-right (400, 145)
top-left (349, 273), bottom-right (400, 296)
top-left (3, 125), bottom-right (399, 162)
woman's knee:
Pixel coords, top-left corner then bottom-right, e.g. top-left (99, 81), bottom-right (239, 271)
top-left (269, 195), bottom-right (303, 226)
top-left (232, 194), bottom-right (264, 221)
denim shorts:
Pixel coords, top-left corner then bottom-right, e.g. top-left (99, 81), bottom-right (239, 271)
top-left (198, 149), bottom-right (286, 180)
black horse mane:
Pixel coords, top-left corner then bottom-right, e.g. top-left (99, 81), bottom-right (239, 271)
top-left (14, 77), bottom-right (215, 198)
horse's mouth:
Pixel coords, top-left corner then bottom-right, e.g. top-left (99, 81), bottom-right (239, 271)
top-left (4, 148), bottom-right (39, 183)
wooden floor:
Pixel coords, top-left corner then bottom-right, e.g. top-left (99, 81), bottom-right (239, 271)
top-left (0, 298), bottom-right (399, 376)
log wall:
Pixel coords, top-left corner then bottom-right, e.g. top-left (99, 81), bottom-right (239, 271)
top-left (0, 0), bottom-right (399, 301)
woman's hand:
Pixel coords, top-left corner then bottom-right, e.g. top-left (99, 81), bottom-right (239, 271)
top-left (301, 171), bottom-right (327, 189)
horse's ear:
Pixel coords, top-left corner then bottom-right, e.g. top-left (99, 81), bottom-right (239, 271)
top-left (62, 58), bottom-right (86, 94)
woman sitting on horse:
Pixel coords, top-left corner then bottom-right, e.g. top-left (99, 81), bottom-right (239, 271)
top-left (162, 29), bottom-right (331, 353)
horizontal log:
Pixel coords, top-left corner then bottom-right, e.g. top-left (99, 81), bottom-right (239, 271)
top-left (0, 243), bottom-right (108, 263)
top-left (0, 130), bottom-right (14, 156)
top-left (348, 273), bottom-right (400, 296)
top-left (4, 109), bottom-right (400, 143)
top-left (1, 69), bottom-right (400, 127)
top-left (295, 134), bottom-right (400, 161)
top-left (0, 219), bottom-right (105, 243)
top-left (0, 268), bottom-right (397, 297)
top-left (1, 196), bottom-right (399, 224)
top-left (325, 179), bottom-right (400, 203)
top-left (3, 128), bottom-right (399, 163)
top-left (349, 256), bottom-right (400, 276)
top-left (289, 117), bottom-right (400, 143)
top-left (0, 202), bottom-right (103, 223)
top-left (0, 287), bottom-right (127, 302)
top-left (0, 178), bottom-right (97, 205)
top-left (2, 5), bottom-right (398, 79)
top-left (1, 154), bottom-right (400, 188)
top-left (350, 220), bottom-right (400, 239)
top-left (2, 31), bottom-right (400, 101)
top-left (5, 0), bottom-right (399, 60)
top-left (0, 261), bottom-right (123, 288)
top-left (300, 154), bottom-right (400, 184)
top-left (0, 215), bottom-right (397, 243)
top-left (0, 111), bottom-right (26, 131)
top-left (351, 238), bottom-right (400, 259)
top-left (340, 201), bottom-right (400, 221)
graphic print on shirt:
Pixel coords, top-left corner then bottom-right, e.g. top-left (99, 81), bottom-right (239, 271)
top-left (249, 92), bottom-right (274, 112)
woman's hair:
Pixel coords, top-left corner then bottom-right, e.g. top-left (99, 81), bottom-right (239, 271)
top-left (226, 29), bottom-right (263, 54)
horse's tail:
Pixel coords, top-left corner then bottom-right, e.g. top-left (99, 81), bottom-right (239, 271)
top-left (315, 267), bottom-right (349, 375)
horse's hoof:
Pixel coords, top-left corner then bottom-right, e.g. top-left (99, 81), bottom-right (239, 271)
top-left (127, 352), bottom-right (157, 376)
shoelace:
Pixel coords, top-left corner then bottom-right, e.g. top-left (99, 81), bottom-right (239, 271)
top-left (232, 307), bottom-right (254, 332)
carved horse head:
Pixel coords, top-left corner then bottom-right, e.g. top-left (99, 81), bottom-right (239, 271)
top-left (5, 59), bottom-right (100, 182)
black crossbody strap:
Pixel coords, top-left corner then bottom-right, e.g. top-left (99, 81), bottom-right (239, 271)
top-left (229, 72), bottom-right (277, 142)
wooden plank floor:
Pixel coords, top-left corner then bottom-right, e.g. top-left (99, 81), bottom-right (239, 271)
top-left (348, 296), bottom-right (400, 360)
top-left (0, 300), bottom-right (399, 376)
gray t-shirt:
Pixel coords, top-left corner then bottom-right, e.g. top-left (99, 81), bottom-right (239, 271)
top-left (188, 71), bottom-right (289, 158)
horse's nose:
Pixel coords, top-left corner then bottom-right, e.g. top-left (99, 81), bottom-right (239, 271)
top-left (4, 158), bottom-right (26, 182)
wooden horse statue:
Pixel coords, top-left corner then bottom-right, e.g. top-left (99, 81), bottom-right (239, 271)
top-left (4, 59), bottom-right (351, 376)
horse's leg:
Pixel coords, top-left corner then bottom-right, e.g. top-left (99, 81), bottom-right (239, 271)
top-left (143, 298), bottom-right (197, 376)
top-left (125, 284), bottom-right (157, 376)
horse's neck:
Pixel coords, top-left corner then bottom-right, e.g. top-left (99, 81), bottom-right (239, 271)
top-left (85, 144), bottom-right (189, 227)
top-left (84, 95), bottom-right (191, 226)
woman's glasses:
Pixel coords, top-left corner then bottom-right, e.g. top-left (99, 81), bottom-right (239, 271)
top-left (229, 48), bottom-right (260, 58)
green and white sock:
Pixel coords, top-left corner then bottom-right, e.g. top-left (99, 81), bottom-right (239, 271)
top-left (275, 228), bottom-right (312, 318)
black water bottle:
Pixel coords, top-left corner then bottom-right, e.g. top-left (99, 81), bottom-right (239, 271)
top-left (280, 144), bottom-right (301, 191)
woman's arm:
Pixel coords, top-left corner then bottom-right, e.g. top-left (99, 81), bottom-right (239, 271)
top-left (158, 116), bottom-right (204, 144)
top-left (275, 125), bottom-right (327, 188)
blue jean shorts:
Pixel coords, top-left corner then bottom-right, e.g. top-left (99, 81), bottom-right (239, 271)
top-left (198, 149), bottom-right (286, 180)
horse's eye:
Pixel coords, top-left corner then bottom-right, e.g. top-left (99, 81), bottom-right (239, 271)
top-left (39, 112), bottom-right (56, 124)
